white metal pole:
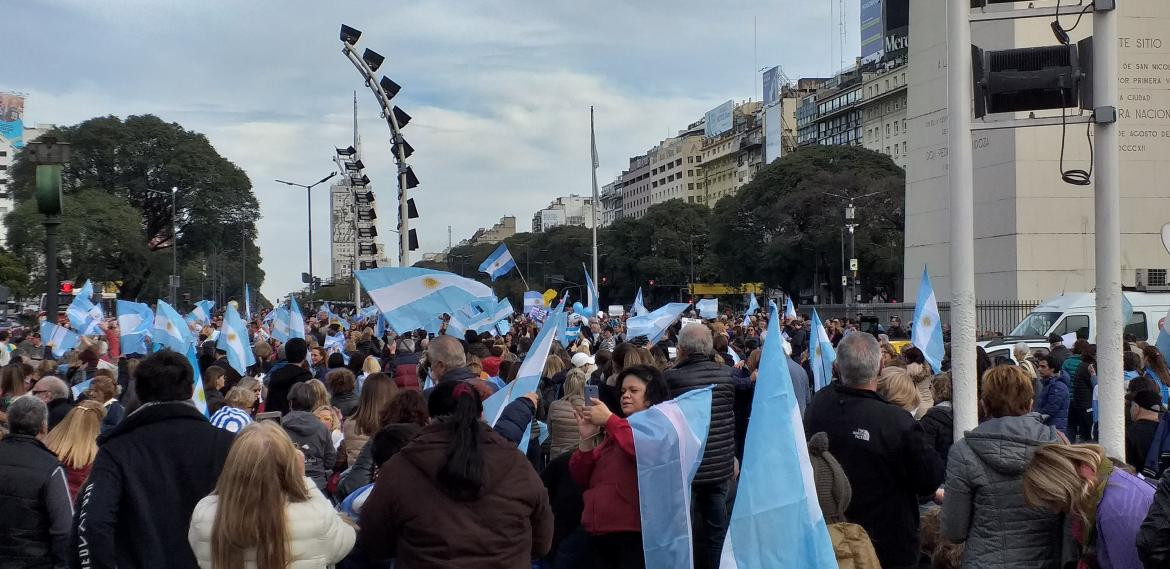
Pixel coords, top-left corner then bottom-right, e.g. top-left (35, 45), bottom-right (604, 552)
top-left (1093, 7), bottom-right (1123, 457)
top-left (947, 0), bottom-right (979, 439)
top-left (590, 107), bottom-right (600, 292)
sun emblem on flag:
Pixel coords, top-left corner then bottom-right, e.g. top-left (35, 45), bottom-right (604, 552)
top-left (422, 277), bottom-right (440, 289)
top-left (166, 321), bottom-right (175, 332)
top-left (227, 332), bottom-right (237, 343)
top-left (815, 345), bottom-right (822, 357)
top-left (921, 315), bottom-right (932, 327)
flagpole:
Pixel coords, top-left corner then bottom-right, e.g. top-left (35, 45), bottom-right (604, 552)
top-left (590, 106), bottom-right (600, 296)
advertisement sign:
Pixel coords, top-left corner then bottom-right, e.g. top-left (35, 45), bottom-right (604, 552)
top-left (762, 67), bottom-right (780, 107)
top-left (882, 0), bottom-right (910, 63)
top-left (704, 100), bottom-right (735, 138)
top-left (0, 93), bottom-right (25, 148)
top-left (764, 104), bottom-right (784, 164)
top-left (860, 0), bottom-right (884, 62)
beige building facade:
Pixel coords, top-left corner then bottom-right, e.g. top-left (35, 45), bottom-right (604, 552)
top-left (699, 101), bottom-right (763, 207)
top-left (904, 0), bottom-right (1170, 301)
top-left (861, 64), bottom-right (909, 169)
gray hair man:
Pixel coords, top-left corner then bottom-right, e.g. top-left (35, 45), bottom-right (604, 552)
top-left (426, 335), bottom-right (473, 387)
top-left (805, 331), bottom-right (943, 569)
top-left (31, 376), bottom-right (72, 430)
top-left (0, 396), bottom-right (74, 567)
top-left (663, 323), bottom-right (735, 569)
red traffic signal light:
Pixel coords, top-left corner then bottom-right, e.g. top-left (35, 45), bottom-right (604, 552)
top-left (59, 281), bottom-right (74, 295)
top-left (648, 279), bottom-right (656, 287)
top-left (601, 276), bottom-right (608, 285)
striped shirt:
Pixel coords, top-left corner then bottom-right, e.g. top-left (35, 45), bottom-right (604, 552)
top-left (209, 406), bottom-right (253, 433)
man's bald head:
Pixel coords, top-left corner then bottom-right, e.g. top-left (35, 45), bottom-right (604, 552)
top-left (33, 376), bottom-right (68, 401)
top-left (428, 335), bottom-right (467, 369)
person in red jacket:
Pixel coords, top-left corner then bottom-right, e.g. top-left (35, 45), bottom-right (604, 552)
top-left (570, 364), bottom-right (672, 569)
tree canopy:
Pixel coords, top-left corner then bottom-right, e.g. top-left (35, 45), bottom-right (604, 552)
top-left (5, 114), bottom-right (264, 302)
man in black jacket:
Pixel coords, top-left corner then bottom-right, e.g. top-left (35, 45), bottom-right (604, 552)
top-left (70, 350), bottom-right (235, 569)
top-left (805, 332), bottom-right (944, 569)
top-left (32, 376), bottom-right (73, 430)
top-left (1139, 470), bottom-right (1170, 567)
top-left (662, 323), bottom-right (735, 569)
top-left (0, 396), bottom-right (74, 569)
top-left (265, 337), bottom-right (313, 415)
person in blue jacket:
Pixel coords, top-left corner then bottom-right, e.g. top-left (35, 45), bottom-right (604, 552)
top-left (1034, 354), bottom-right (1071, 436)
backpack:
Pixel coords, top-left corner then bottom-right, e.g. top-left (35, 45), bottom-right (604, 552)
top-left (828, 522), bottom-right (882, 569)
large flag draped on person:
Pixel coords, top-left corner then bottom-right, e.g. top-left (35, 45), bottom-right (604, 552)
top-left (216, 305), bottom-right (254, 376)
top-left (696, 298), bottom-right (718, 320)
top-left (479, 243), bottom-right (517, 281)
top-left (742, 294), bottom-right (760, 328)
top-left (66, 279), bottom-right (103, 336)
top-left (40, 321), bottom-right (80, 358)
top-left (629, 387), bottom-right (713, 569)
top-left (116, 300), bottom-right (153, 355)
top-left (911, 266), bottom-right (945, 373)
top-left (721, 302), bottom-right (837, 568)
top-left (627, 303), bottom-right (690, 345)
top-left (482, 307), bottom-right (562, 447)
top-left (809, 309), bottom-right (835, 392)
top-left (153, 300), bottom-right (193, 353)
top-left (632, 287), bottom-right (648, 317)
top-left (357, 267), bottom-right (495, 333)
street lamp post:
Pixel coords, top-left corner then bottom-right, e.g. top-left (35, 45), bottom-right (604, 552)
top-left (276, 173), bottom-right (338, 297)
top-left (26, 137), bottom-right (70, 321)
top-left (826, 191), bottom-right (881, 306)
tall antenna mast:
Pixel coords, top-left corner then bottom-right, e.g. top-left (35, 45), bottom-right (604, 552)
top-left (839, 0), bottom-right (847, 70)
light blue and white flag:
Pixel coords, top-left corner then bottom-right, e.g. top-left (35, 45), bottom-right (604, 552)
top-left (357, 268), bottom-right (495, 333)
top-left (742, 294), bottom-right (760, 328)
top-left (323, 333), bottom-right (349, 364)
top-left (116, 300), bottom-right (153, 355)
top-left (473, 298), bottom-right (514, 334)
top-left (66, 280), bottom-right (103, 336)
top-left (375, 315), bottom-right (390, 338)
top-left (911, 266), bottom-right (945, 373)
top-left (583, 264), bottom-right (600, 312)
top-left (563, 326), bottom-right (581, 346)
top-left (287, 297), bottom-right (306, 340)
top-left (495, 319), bottom-right (511, 337)
top-left (809, 309), bottom-right (836, 392)
top-left (216, 305), bottom-right (254, 376)
top-left (153, 300), bottom-right (194, 353)
top-left (1155, 306), bottom-right (1170, 379)
top-left (523, 291), bottom-right (543, 313)
top-left (1122, 292), bottom-right (1134, 329)
top-left (71, 378), bottom-right (94, 400)
top-left (320, 302), bottom-right (350, 330)
top-left (185, 343), bottom-right (210, 417)
top-left (721, 302), bottom-right (837, 569)
top-left (479, 243), bottom-right (517, 281)
top-left (696, 298), bottom-right (718, 320)
top-left (630, 387), bottom-right (713, 569)
top-left (244, 284), bottom-right (253, 321)
top-left (784, 296), bottom-right (797, 319)
top-left (627, 303), bottom-right (690, 345)
top-left (189, 300), bottom-right (215, 326)
top-left (633, 287), bottom-right (648, 317)
top-left (262, 308), bottom-right (277, 324)
top-left (358, 305), bottom-right (380, 323)
top-left (483, 307), bottom-right (561, 448)
top-left (726, 347), bottom-right (742, 365)
top-left (40, 321), bottom-right (80, 358)
top-left (269, 308), bottom-right (292, 343)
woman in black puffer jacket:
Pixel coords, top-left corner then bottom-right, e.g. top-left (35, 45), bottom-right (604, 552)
top-left (920, 372), bottom-right (954, 470)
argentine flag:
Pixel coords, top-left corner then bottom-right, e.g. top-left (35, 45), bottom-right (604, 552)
top-left (785, 296), bottom-right (797, 319)
top-left (375, 315), bottom-right (390, 338)
top-left (153, 300), bottom-right (194, 353)
top-left (1155, 306), bottom-right (1170, 376)
top-left (321, 302), bottom-right (350, 330)
top-left (244, 284), bottom-right (253, 321)
top-left (287, 297), bottom-right (306, 340)
top-left (911, 266), bottom-right (945, 373)
top-left (190, 300), bottom-right (215, 326)
top-left (40, 321), bottom-right (80, 358)
top-left (696, 298), bottom-right (718, 320)
top-left (473, 298), bottom-right (514, 334)
top-left (478, 243), bottom-right (517, 281)
top-left (721, 302), bottom-right (837, 568)
top-left (269, 308), bottom-right (291, 343)
top-left (116, 300), bottom-right (154, 355)
top-left (523, 291), bottom-right (543, 313)
top-left (216, 305), bottom-right (254, 375)
top-left (66, 280), bottom-right (103, 336)
top-left (583, 264), bottom-right (600, 312)
top-left (742, 294), bottom-right (760, 328)
top-left (632, 287), bottom-right (648, 317)
top-left (809, 309), bottom-right (836, 392)
top-left (184, 343), bottom-right (210, 417)
top-left (627, 302), bottom-right (690, 345)
top-left (483, 307), bottom-right (561, 448)
top-left (357, 267), bottom-right (495, 333)
top-left (629, 387), bottom-right (713, 569)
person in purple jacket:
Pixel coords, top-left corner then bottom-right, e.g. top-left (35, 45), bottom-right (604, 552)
top-left (1022, 444), bottom-right (1156, 569)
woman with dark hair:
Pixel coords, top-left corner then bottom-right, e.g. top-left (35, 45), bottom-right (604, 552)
top-left (1143, 345), bottom-right (1170, 405)
top-left (359, 381), bottom-right (553, 567)
top-left (570, 364), bottom-right (671, 569)
top-left (341, 372), bottom-right (398, 465)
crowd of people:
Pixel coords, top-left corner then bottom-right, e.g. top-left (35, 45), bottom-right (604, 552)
top-left (1, 300), bottom-right (1170, 569)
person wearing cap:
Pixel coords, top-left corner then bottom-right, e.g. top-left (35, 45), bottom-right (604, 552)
top-left (1047, 333), bottom-right (1071, 370)
top-left (570, 351), bottom-right (595, 376)
top-left (1127, 389), bottom-right (1164, 470)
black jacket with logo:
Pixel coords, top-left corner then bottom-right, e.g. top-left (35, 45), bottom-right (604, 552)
top-left (69, 401), bottom-right (234, 569)
top-left (805, 382), bottom-right (944, 569)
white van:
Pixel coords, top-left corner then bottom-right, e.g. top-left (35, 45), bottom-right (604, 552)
top-left (980, 292), bottom-right (1170, 363)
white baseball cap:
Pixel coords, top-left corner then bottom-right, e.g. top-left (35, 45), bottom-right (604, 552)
top-left (571, 352), bottom-right (595, 368)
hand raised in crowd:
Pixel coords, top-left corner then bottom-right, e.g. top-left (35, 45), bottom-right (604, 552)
top-left (523, 391), bottom-right (540, 407)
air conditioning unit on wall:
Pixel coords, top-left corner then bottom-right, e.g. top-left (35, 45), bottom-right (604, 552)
top-left (1135, 268), bottom-right (1170, 292)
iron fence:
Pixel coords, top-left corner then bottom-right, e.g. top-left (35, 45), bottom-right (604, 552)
top-left (805, 300), bottom-right (1042, 339)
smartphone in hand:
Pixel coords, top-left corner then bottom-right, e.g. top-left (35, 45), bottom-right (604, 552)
top-left (584, 385), bottom-right (599, 406)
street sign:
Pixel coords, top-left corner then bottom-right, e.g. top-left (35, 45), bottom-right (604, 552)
top-left (841, 276), bottom-right (848, 286)
top-left (850, 258), bottom-right (859, 272)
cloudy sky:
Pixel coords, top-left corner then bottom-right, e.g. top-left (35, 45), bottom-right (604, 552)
top-left (7, 0), bottom-right (859, 301)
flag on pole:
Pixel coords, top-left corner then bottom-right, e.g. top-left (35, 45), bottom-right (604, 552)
top-left (40, 321), bottom-right (80, 358)
top-left (911, 266), bottom-right (945, 373)
top-left (357, 267), bottom-right (495, 333)
top-left (720, 302), bottom-right (837, 568)
top-left (216, 305), bottom-right (254, 376)
top-left (269, 308), bottom-right (291, 343)
top-left (785, 296), bottom-right (797, 319)
top-left (479, 243), bottom-right (517, 281)
top-left (742, 294), bottom-right (759, 328)
top-left (190, 300), bottom-right (215, 327)
top-left (116, 300), bottom-right (153, 355)
top-left (583, 264), bottom-right (600, 313)
top-left (287, 297), bottom-right (306, 340)
top-left (244, 284), bottom-right (253, 321)
top-left (153, 300), bottom-right (194, 353)
top-left (66, 280), bottom-right (103, 336)
top-left (626, 303), bottom-right (690, 345)
top-left (185, 343), bottom-right (210, 417)
top-left (696, 298), bottom-right (718, 320)
top-left (629, 387), bottom-right (713, 569)
top-left (809, 309), bottom-right (836, 392)
top-left (633, 287), bottom-right (648, 317)
top-left (482, 307), bottom-right (561, 446)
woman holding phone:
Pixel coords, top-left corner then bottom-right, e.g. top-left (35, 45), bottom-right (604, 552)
top-left (570, 364), bottom-right (671, 569)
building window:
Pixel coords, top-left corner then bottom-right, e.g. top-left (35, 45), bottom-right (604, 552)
top-left (885, 146), bottom-right (890, 154)
top-left (894, 122), bottom-right (899, 134)
top-left (886, 124), bottom-right (890, 136)
top-left (903, 141), bottom-right (907, 155)
top-left (0, 151), bottom-right (6, 157)
top-left (894, 145), bottom-right (899, 157)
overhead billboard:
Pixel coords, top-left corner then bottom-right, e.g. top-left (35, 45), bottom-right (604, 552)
top-left (762, 66), bottom-right (780, 107)
top-left (0, 93), bottom-right (26, 148)
top-left (883, 0), bottom-right (910, 63)
top-left (704, 100), bottom-right (735, 138)
top-left (764, 104), bottom-right (783, 164)
top-left (860, 0), bottom-right (884, 63)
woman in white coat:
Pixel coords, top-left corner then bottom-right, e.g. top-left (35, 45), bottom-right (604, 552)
top-left (188, 421), bottom-right (355, 569)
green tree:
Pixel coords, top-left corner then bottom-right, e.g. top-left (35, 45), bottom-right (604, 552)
top-left (709, 145), bottom-right (905, 302)
top-left (5, 114), bottom-right (264, 301)
top-left (0, 248), bottom-right (30, 298)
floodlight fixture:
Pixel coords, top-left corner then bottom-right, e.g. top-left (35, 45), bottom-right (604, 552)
top-left (392, 107), bottom-right (411, 128)
top-left (340, 25), bottom-right (362, 45)
top-left (379, 76), bottom-right (401, 99)
top-left (362, 48), bottom-right (385, 72)
top-left (336, 146), bottom-right (357, 156)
